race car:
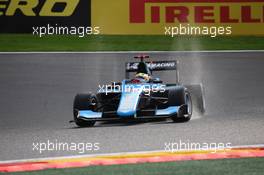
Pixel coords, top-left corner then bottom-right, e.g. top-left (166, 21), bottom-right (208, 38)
top-left (73, 55), bottom-right (193, 127)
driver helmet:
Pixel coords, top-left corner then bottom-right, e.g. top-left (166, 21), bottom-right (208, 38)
top-left (135, 73), bottom-right (150, 81)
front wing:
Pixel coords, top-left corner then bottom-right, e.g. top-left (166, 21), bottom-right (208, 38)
top-left (76, 106), bottom-right (181, 121)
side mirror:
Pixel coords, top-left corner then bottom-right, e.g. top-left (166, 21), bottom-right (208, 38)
top-left (152, 78), bottom-right (163, 84)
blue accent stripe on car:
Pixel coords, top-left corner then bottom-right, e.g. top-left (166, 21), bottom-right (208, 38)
top-left (156, 106), bottom-right (179, 116)
top-left (78, 110), bottom-right (102, 119)
top-left (117, 81), bottom-right (144, 117)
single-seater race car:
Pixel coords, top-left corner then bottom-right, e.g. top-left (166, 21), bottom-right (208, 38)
top-left (73, 55), bottom-right (193, 127)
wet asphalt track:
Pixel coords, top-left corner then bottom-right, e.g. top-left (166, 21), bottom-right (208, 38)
top-left (0, 52), bottom-right (264, 161)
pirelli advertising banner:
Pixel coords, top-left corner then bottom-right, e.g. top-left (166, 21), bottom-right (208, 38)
top-left (92, 0), bottom-right (264, 35)
top-left (0, 0), bottom-right (91, 33)
top-left (1, 0), bottom-right (264, 35)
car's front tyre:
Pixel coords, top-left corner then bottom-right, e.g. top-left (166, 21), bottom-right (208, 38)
top-left (168, 87), bottom-right (192, 122)
top-left (73, 93), bottom-right (97, 127)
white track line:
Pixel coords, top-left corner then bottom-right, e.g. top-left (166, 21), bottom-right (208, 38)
top-left (1, 144), bottom-right (264, 164)
top-left (0, 50), bottom-right (264, 54)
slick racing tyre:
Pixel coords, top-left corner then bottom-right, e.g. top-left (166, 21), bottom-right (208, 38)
top-left (73, 93), bottom-right (97, 127)
top-left (168, 87), bottom-right (192, 122)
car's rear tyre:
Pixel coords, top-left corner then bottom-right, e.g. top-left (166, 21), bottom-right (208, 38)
top-left (168, 87), bottom-right (192, 122)
top-left (73, 93), bottom-right (97, 127)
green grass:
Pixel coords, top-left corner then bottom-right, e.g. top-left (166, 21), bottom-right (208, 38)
top-left (3, 158), bottom-right (264, 175)
top-left (0, 34), bottom-right (264, 51)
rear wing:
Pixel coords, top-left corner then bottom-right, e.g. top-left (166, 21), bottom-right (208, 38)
top-left (125, 60), bottom-right (179, 84)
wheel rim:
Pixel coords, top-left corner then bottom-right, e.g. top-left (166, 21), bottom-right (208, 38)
top-left (91, 98), bottom-right (96, 105)
top-left (186, 92), bottom-right (192, 116)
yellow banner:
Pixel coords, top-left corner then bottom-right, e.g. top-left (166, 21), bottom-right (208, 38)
top-left (92, 0), bottom-right (264, 35)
